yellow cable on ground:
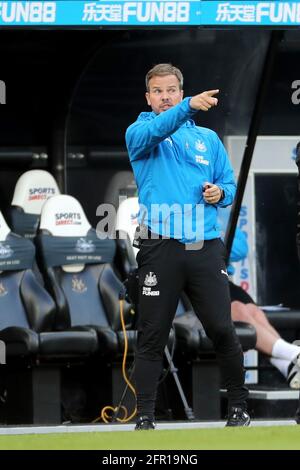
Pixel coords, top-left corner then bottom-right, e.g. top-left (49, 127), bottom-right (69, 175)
top-left (95, 298), bottom-right (137, 424)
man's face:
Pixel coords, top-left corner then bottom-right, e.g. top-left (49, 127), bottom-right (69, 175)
top-left (146, 74), bottom-right (183, 114)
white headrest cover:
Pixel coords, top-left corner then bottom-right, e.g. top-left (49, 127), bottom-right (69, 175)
top-left (115, 197), bottom-right (139, 254)
top-left (40, 195), bottom-right (91, 237)
top-left (12, 170), bottom-right (60, 215)
top-left (115, 197), bottom-right (140, 242)
top-left (0, 212), bottom-right (10, 241)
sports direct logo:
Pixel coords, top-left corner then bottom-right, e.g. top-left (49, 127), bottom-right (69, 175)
top-left (29, 187), bottom-right (56, 201)
top-left (55, 212), bottom-right (82, 225)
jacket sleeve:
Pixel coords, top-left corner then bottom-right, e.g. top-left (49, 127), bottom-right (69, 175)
top-left (217, 211), bottom-right (248, 274)
top-left (212, 134), bottom-right (236, 207)
top-left (230, 227), bottom-right (248, 262)
top-left (125, 97), bottom-right (197, 161)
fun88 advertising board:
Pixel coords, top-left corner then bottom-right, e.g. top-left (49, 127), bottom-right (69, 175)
top-left (0, 1), bottom-right (300, 27)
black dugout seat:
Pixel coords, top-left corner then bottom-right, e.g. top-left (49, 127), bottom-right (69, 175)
top-left (0, 211), bottom-right (97, 359)
top-left (36, 194), bottom-right (136, 357)
top-left (0, 211), bottom-right (40, 357)
top-left (262, 309), bottom-right (300, 336)
top-left (104, 170), bottom-right (137, 210)
top-left (0, 210), bottom-right (98, 353)
top-left (0, 211), bottom-right (98, 424)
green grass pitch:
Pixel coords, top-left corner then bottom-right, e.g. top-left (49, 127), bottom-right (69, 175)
top-left (0, 426), bottom-right (299, 450)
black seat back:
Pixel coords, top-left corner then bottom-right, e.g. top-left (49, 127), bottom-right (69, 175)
top-left (54, 265), bottom-right (110, 328)
top-left (0, 249), bottom-right (55, 334)
top-left (0, 212), bottom-right (55, 336)
top-left (0, 271), bottom-right (29, 330)
top-left (36, 195), bottom-right (132, 332)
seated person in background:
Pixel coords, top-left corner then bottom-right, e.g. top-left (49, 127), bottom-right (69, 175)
top-left (227, 225), bottom-right (300, 389)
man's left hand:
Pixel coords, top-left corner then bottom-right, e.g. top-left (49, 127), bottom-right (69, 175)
top-left (203, 183), bottom-right (223, 204)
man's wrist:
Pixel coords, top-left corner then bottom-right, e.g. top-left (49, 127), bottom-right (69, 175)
top-left (218, 187), bottom-right (225, 202)
top-left (188, 97), bottom-right (198, 112)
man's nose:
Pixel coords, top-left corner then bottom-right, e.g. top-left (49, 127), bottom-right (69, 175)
top-left (161, 91), bottom-right (170, 101)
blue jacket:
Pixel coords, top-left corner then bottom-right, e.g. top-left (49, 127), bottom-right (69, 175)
top-left (230, 228), bottom-right (248, 263)
top-left (217, 208), bottom-right (248, 274)
top-left (126, 97), bottom-right (236, 243)
top-left (227, 227), bottom-right (248, 275)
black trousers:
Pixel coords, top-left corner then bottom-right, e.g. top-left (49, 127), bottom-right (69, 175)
top-left (135, 237), bottom-right (248, 419)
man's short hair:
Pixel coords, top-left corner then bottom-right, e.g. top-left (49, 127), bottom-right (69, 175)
top-left (145, 64), bottom-right (183, 91)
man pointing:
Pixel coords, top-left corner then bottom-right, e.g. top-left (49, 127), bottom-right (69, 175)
top-left (126, 63), bottom-right (249, 429)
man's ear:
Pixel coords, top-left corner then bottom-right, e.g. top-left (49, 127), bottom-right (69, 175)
top-left (145, 92), bottom-right (151, 106)
top-left (181, 90), bottom-right (184, 99)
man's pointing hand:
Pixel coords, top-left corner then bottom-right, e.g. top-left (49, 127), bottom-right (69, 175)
top-left (190, 89), bottom-right (219, 111)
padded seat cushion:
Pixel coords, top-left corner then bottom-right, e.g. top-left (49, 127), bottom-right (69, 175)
top-left (116, 330), bottom-right (137, 355)
top-left (39, 330), bottom-right (98, 356)
top-left (264, 309), bottom-right (300, 329)
top-left (68, 325), bottom-right (119, 356)
top-left (233, 321), bottom-right (257, 351)
top-left (0, 326), bottom-right (39, 356)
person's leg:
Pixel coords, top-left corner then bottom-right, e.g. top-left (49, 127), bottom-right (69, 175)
top-left (244, 303), bottom-right (281, 338)
top-left (135, 238), bottom-right (185, 422)
top-left (229, 282), bottom-right (280, 337)
top-left (185, 239), bottom-right (248, 412)
top-left (231, 301), bottom-right (279, 355)
top-left (231, 301), bottom-right (300, 387)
